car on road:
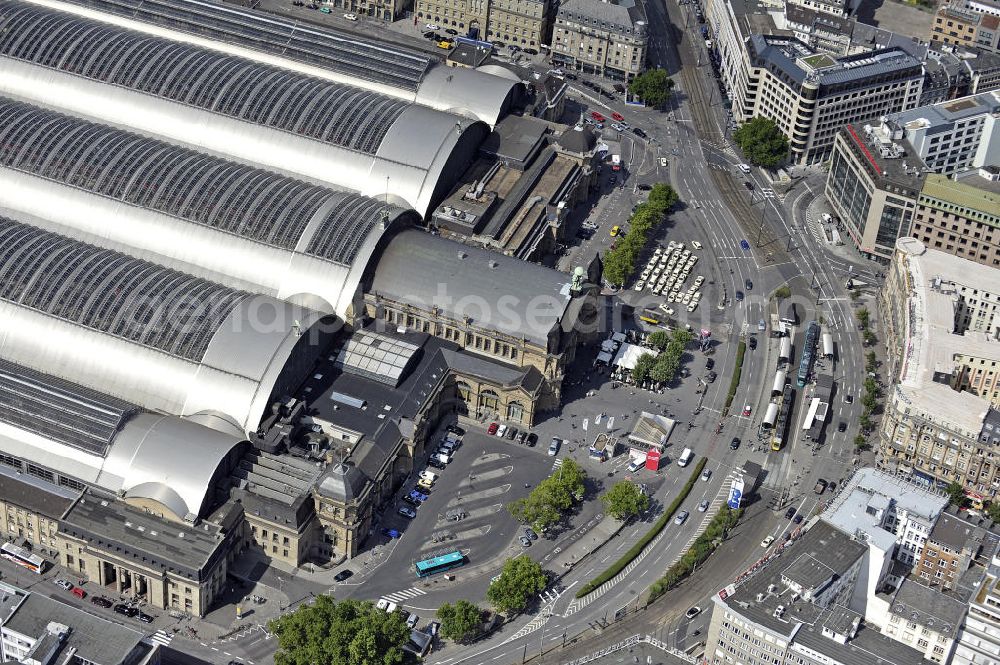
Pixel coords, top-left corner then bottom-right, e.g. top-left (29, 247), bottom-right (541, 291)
top-left (748, 337), bottom-right (757, 350)
top-left (844, 394), bottom-right (853, 404)
top-left (760, 536), bottom-right (775, 548)
top-left (637, 183), bottom-right (653, 191)
top-left (793, 514), bottom-right (803, 524)
top-left (319, 6), bottom-right (331, 12)
top-left (627, 458), bottom-right (644, 472)
top-left (685, 606), bottom-right (702, 619)
top-left (705, 358), bottom-right (715, 370)
top-left (730, 437), bottom-right (740, 450)
top-left (691, 241), bottom-right (703, 250)
top-left (814, 479), bottom-right (828, 494)
top-left (632, 127), bottom-right (648, 139)
top-left (524, 527), bottom-right (538, 540)
top-left (611, 112), bottom-right (625, 121)
top-left (138, 612), bottom-right (154, 624)
top-left (701, 468), bottom-right (712, 481)
top-left (54, 579), bottom-right (73, 591)
top-left (741, 405), bottom-right (752, 417)
top-left (114, 605), bottom-right (138, 617)
top-left (610, 122), bottom-right (624, 132)
top-left (90, 596), bottom-right (113, 608)
top-left (425, 22), bottom-right (440, 29)
top-left (406, 614), bottom-right (420, 629)
top-left (785, 507), bottom-right (797, 519)
top-left (496, 424), bottom-right (507, 438)
top-left (697, 499), bottom-right (710, 512)
top-left (422, 31), bottom-right (435, 38)
top-left (437, 40), bottom-right (452, 49)
top-left (744, 180), bottom-right (754, 190)
top-left (590, 111), bottom-right (606, 122)
top-left (610, 225), bottom-right (621, 236)
top-left (735, 290), bottom-right (744, 302)
top-left (548, 438), bottom-right (561, 456)
top-left (398, 506), bottom-right (417, 519)
top-left (519, 535), bottom-right (532, 547)
top-left (706, 371), bottom-right (717, 383)
top-left (445, 28), bottom-right (458, 34)
top-left (838, 421), bottom-right (847, 432)
top-left (745, 278), bottom-right (753, 290)
top-left (740, 239), bottom-right (751, 251)
top-left (674, 510), bottom-right (690, 525)
top-left (738, 163), bottom-right (751, 173)
top-left (343, 12), bottom-right (358, 19)
top-left (487, 422), bottom-right (499, 435)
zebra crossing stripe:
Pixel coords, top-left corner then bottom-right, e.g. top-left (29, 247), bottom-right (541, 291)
top-left (380, 587), bottom-right (428, 603)
top-left (150, 631), bottom-right (173, 647)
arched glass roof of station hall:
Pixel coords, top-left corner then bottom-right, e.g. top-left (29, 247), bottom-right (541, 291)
top-left (0, 98), bottom-right (408, 265)
top-left (0, 217), bottom-right (251, 361)
top-left (50, 0), bottom-right (434, 91)
top-left (0, 1), bottom-right (409, 155)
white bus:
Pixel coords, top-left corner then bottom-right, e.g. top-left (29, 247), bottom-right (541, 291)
top-left (822, 333), bottom-right (834, 359)
top-left (0, 543), bottom-right (45, 574)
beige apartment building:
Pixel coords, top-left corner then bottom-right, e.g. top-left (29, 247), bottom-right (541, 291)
top-left (414, 0), bottom-right (550, 48)
top-left (550, 0), bottom-right (648, 81)
top-left (911, 171), bottom-right (1000, 269)
top-left (933, 1), bottom-right (1000, 53)
top-left (878, 237), bottom-right (1000, 503)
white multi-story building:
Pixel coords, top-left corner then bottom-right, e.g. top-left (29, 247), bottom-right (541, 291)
top-left (883, 91), bottom-right (1000, 175)
top-left (727, 35), bottom-right (924, 164)
top-left (954, 559), bottom-right (1000, 665)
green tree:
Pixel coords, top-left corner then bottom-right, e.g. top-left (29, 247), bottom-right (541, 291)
top-left (732, 117), bottom-right (789, 167)
top-left (601, 480), bottom-right (650, 520)
top-left (863, 330), bottom-right (877, 347)
top-left (627, 68), bottom-right (675, 107)
top-left (773, 285), bottom-right (792, 299)
top-left (486, 555), bottom-right (548, 614)
top-left (945, 481), bottom-right (967, 507)
top-left (650, 353), bottom-right (680, 383)
top-left (269, 596), bottom-right (409, 665)
top-left (647, 330), bottom-right (670, 352)
top-left (507, 494), bottom-right (561, 532)
top-left (436, 600), bottom-right (482, 643)
top-left (850, 289), bottom-right (861, 303)
top-left (988, 502), bottom-right (1000, 524)
top-left (859, 414), bottom-right (872, 432)
top-left (647, 183), bottom-right (679, 210)
top-left (857, 307), bottom-right (870, 329)
top-left (633, 352), bottom-right (657, 383)
top-left (602, 248), bottom-right (633, 287)
top-left (854, 434), bottom-right (869, 451)
top-left (866, 351), bottom-right (877, 373)
top-left (671, 328), bottom-right (694, 348)
top-left (550, 457), bottom-right (586, 501)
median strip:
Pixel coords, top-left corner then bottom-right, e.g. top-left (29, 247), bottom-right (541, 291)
top-left (575, 457), bottom-right (708, 599)
top-left (722, 340), bottom-right (746, 416)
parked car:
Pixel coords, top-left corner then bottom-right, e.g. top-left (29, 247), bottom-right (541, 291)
top-left (343, 11), bottom-right (358, 19)
top-left (496, 424), bottom-right (508, 438)
top-left (637, 183), bottom-right (653, 191)
top-left (524, 527), bottom-right (538, 541)
top-left (425, 22), bottom-right (440, 29)
top-left (138, 612), bottom-right (154, 624)
top-left (517, 431), bottom-right (528, 444)
top-left (701, 468), bottom-right (712, 481)
top-left (114, 604), bottom-right (138, 617)
top-left (730, 437), bottom-right (740, 450)
top-left (525, 433), bottom-right (537, 447)
top-left (627, 458), bottom-right (643, 472)
top-left (610, 225), bottom-right (621, 237)
top-left (506, 427), bottom-right (518, 440)
top-left (706, 371), bottom-right (717, 383)
top-left (548, 438), bottom-right (561, 456)
top-left (426, 621), bottom-right (441, 637)
top-left (632, 127), bottom-right (648, 138)
top-left (745, 278), bottom-right (753, 290)
top-left (590, 111), bottom-right (606, 122)
top-left (611, 112), bottom-right (625, 121)
top-left (814, 478), bottom-right (828, 494)
top-left (416, 478), bottom-right (434, 491)
top-left (674, 510), bottom-right (689, 525)
top-left (447, 424), bottom-right (465, 436)
top-left (427, 458), bottom-right (446, 470)
top-left (54, 579), bottom-right (73, 591)
top-left (402, 495), bottom-right (420, 507)
top-left (445, 28), bottom-right (458, 34)
top-left (398, 506), bottom-right (417, 519)
top-left (793, 514), bottom-right (803, 524)
top-left (406, 613), bottom-right (420, 629)
top-left (519, 535), bottom-right (532, 547)
top-left (705, 358), bottom-right (715, 370)
top-left (785, 507), bottom-right (797, 519)
top-left (90, 596), bottom-right (113, 608)
top-left (487, 422), bottom-right (499, 435)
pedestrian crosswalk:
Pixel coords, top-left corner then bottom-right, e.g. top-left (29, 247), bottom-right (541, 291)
top-left (552, 458), bottom-right (564, 472)
top-left (149, 630), bottom-right (173, 647)
top-left (760, 188), bottom-right (776, 199)
top-left (379, 587), bottom-right (427, 604)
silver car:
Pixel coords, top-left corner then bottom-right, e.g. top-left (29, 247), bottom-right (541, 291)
top-left (674, 510), bottom-right (690, 525)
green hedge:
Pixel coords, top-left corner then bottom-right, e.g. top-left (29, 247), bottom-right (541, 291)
top-left (575, 457), bottom-right (707, 598)
top-left (722, 341), bottom-right (747, 416)
top-left (648, 506), bottom-right (743, 601)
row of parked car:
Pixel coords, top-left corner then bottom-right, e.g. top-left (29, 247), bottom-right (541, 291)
top-left (486, 422), bottom-right (538, 447)
top-left (53, 579), bottom-right (155, 623)
top-left (398, 425), bottom-right (466, 520)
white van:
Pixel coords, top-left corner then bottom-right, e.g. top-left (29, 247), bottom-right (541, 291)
top-left (737, 163), bottom-right (751, 174)
top-left (677, 448), bottom-right (694, 467)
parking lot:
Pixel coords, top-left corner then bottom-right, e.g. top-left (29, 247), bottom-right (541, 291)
top-left (345, 425), bottom-right (561, 607)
